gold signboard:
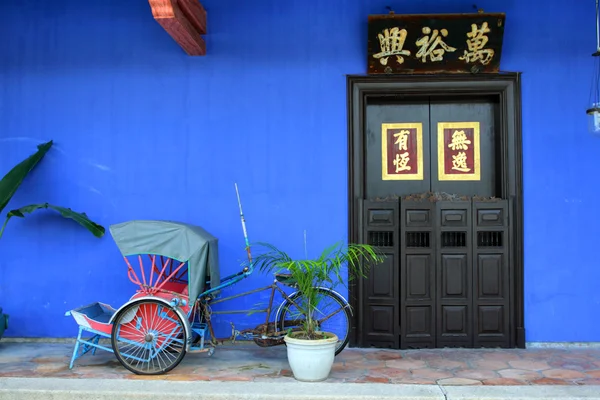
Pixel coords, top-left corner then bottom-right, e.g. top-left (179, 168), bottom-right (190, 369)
top-left (381, 123), bottom-right (423, 180)
top-left (437, 122), bottom-right (481, 181)
top-left (367, 13), bottom-right (505, 74)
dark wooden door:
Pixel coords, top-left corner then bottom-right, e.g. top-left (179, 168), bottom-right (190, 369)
top-left (360, 96), bottom-right (510, 349)
top-left (365, 99), bottom-right (431, 199)
top-left (429, 100), bottom-right (498, 197)
top-left (364, 98), bottom-right (498, 198)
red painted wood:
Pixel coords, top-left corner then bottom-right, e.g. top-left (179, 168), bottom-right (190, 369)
top-left (179, 0), bottom-right (207, 34)
top-left (148, 0), bottom-right (207, 56)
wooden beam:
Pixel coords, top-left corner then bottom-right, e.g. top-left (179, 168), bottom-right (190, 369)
top-left (179, 0), bottom-right (206, 35)
top-left (148, 0), bottom-right (206, 56)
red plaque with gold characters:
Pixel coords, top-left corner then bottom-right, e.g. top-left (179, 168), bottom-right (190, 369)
top-left (437, 122), bottom-right (480, 181)
top-left (381, 123), bottom-right (423, 180)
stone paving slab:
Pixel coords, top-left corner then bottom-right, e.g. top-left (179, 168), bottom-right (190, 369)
top-left (2, 378), bottom-right (600, 400)
top-left (0, 378), bottom-right (445, 400)
top-left (2, 341), bottom-right (600, 386)
top-left (442, 385), bottom-right (600, 399)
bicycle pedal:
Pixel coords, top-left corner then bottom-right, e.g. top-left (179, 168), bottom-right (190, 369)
top-left (188, 347), bottom-right (214, 355)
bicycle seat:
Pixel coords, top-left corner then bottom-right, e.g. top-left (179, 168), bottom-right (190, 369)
top-left (275, 273), bottom-right (298, 288)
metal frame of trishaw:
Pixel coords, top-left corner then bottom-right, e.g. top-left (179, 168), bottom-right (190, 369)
top-left (66, 185), bottom-right (352, 375)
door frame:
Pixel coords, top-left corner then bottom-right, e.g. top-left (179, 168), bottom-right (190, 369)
top-left (346, 72), bottom-right (525, 348)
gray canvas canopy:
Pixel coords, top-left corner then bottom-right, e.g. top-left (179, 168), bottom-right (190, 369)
top-left (109, 220), bottom-right (220, 302)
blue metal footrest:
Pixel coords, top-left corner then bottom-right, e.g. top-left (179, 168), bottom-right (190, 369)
top-left (189, 322), bottom-right (213, 355)
top-left (68, 326), bottom-right (114, 369)
top-left (65, 302), bottom-right (116, 369)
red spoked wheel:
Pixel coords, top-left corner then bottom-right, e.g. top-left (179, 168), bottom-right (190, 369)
top-left (111, 299), bottom-right (187, 375)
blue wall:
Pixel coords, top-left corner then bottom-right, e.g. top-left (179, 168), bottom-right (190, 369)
top-left (1, 0), bottom-right (599, 342)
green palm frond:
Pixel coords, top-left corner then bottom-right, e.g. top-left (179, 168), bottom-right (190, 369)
top-left (248, 240), bottom-right (385, 338)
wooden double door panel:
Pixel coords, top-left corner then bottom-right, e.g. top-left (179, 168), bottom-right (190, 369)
top-left (360, 98), bottom-right (511, 349)
top-left (362, 198), bottom-right (510, 349)
top-left (365, 98), bottom-right (500, 199)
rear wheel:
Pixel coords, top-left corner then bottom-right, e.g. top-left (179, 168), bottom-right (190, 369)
top-left (277, 289), bottom-right (351, 355)
top-left (111, 299), bottom-right (187, 375)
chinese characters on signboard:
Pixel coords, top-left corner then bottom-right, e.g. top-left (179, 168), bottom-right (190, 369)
top-left (437, 122), bottom-right (481, 181)
top-left (381, 122), bottom-right (481, 181)
top-left (368, 13), bottom-right (505, 74)
top-left (381, 123), bottom-right (424, 180)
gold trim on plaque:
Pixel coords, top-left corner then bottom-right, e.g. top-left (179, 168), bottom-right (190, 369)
top-left (437, 122), bottom-right (481, 181)
top-left (381, 122), bottom-right (423, 181)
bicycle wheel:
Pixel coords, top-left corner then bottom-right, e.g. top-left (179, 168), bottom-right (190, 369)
top-left (111, 299), bottom-right (187, 375)
top-left (277, 288), bottom-right (351, 355)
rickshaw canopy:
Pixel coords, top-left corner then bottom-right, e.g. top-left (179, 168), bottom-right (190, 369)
top-left (109, 220), bottom-right (220, 301)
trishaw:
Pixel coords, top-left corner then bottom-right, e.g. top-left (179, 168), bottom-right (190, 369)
top-left (65, 186), bottom-right (352, 375)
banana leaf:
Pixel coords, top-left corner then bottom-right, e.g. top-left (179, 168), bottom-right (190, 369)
top-left (0, 140), bottom-right (53, 214)
top-left (0, 203), bottom-right (105, 239)
top-left (0, 307), bottom-right (7, 339)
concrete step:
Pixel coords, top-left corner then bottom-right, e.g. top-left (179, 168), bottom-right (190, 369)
top-left (1, 378), bottom-right (600, 400)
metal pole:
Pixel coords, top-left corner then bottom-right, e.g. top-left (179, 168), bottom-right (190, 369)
top-left (596, 0), bottom-right (600, 52)
top-left (235, 183), bottom-right (253, 272)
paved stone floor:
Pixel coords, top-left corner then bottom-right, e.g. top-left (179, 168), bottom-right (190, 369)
top-left (1, 341), bottom-right (600, 385)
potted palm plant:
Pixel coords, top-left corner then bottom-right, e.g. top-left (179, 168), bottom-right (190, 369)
top-left (0, 140), bottom-right (105, 340)
top-left (251, 240), bottom-right (384, 381)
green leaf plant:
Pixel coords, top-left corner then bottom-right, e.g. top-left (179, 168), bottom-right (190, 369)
top-left (0, 139), bottom-right (105, 338)
top-left (0, 140), bottom-right (105, 240)
top-left (250, 241), bottom-right (385, 340)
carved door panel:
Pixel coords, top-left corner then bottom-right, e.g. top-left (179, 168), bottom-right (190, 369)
top-left (436, 200), bottom-right (473, 348)
top-left (472, 200), bottom-right (510, 347)
top-left (361, 200), bottom-right (400, 349)
top-left (400, 200), bottom-right (436, 348)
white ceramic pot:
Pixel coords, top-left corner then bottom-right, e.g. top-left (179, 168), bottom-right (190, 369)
top-left (284, 331), bottom-right (338, 382)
